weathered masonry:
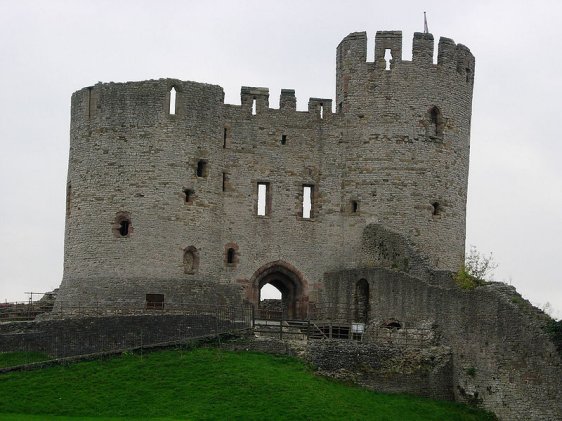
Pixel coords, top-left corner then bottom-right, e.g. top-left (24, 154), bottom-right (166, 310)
top-left (58, 31), bottom-right (474, 314)
top-left (39, 29), bottom-right (562, 420)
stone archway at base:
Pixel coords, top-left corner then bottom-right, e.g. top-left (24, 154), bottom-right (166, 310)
top-left (248, 261), bottom-right (308, 319)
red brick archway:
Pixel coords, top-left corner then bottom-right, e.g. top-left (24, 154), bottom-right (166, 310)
top-left (248, 261), bottom-right (308, 319)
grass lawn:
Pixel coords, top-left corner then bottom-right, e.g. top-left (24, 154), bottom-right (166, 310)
top-left (0, 348), bottom-right (496, 420)
top-left (0, 352), bottom-right (50, 368)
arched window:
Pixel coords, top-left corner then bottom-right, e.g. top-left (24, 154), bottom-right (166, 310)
top-left (225, 243), bottom-right (239, 267)
top-left (251, 97), bottom-right (257, 115)
top-left (429, 106), bottom-right (443, 137)
top-left (432, 201), bottom-right (441, 216)
top-left (113, 212), bottom-right (132, 238)
top-left (183, 188), bottom-right (194, 204)
top-left (354, 279), bottom-right (369, 323)
top-left (227, 248), bottom-right (235, 264)
top-left (384, 49), bottom-right (392, 70)
top-left (382, 319), bottom-right (402, 330)
top-left (169, 87), bottom-right (177, 115)
top-left (119, 220), bottom-right (129, 236)
top-left (183, 246), bottom-right (199, 274)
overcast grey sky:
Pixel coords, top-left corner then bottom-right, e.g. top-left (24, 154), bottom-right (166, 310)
top-left (1, 0), bottom-right (561, 319)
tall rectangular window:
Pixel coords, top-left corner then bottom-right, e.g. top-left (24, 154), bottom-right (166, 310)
top-left (223, 127), bottom-right (228, 148)
top-left (303, 185), bottom-right (313, 219)
top-left (196, 160), bottom-right (208, 177)
top-left (257, 182), bottom-right (270, 216)
top-left (251, 98), bottom-right (257, 115)
top-left (169, 87), bottom-right (177, 115)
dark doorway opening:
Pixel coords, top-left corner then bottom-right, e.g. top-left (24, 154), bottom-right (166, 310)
top-left (354, 279), bottom-right (370, 323)
top-left (250, 262), bottom-right (307, 320)
top-left (259, 283), bottom-right (283, 320)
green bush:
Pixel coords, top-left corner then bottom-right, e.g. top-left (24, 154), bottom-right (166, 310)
top-left (455, 266), bottom-right (482, 290)
top-left (455, 246), bottom-right (497, 290)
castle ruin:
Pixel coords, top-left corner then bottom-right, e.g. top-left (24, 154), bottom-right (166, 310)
top-left (58, 31), bottom-right (473, 313)
top-left (49, 30), bottom-right (561, 420)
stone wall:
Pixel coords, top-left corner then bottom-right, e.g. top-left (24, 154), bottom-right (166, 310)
top-left (320, 268), bottom-right (562, 421)
top-left (306, 340), bottom-right (453, 401)
top-left (57, 30), bottom-right (474, 309)
top-left (55, 277), bottom-right (244, 309)
top-left (0, 312), bottom-right (249, 358)
top-left (222, 335), bottom-right (453, 401)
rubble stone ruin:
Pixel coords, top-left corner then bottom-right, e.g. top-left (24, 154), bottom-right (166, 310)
top-left (52, 31), bottom-right (561, 420)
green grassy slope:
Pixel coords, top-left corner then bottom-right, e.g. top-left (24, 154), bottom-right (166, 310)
top-left (0, 352), bottom-right (50, 368)
top-left (0, 348), bottom-right (495, 420)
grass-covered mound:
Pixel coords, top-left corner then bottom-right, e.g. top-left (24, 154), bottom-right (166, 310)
top-left (0, 348), bottom-right (495, 420)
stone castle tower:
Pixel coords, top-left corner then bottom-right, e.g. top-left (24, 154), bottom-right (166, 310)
top-left (57, 31), bottom-right (475, 316)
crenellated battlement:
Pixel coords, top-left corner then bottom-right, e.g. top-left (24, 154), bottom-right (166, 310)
top-left (70, 30), bottom-right (474, 133)
top-left (240, 86), bottom-right (269, 114)
top-left (279, 89), bottom-right (296, 111)
top-left (336, 30), bottom-right (474, 119)
top-left (374, 31), bottom-right (403, 69)
top-left (412, 32), bottom-right (434, 64)
top-left (336, 30), bottom-right (474, 72)
top-left (70, 79), bottom-right (225, 129)
top-left (71, 80), bottom-right (335, 127)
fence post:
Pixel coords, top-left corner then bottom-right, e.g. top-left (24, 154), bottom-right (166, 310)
top-left (251, 305), bottom-right (255, 329)
top-left (248, 304), bottom-right (252, 329)
top-left (279, 310), bottom-right (283, 340)
top-left (215, 306), bottom-right (221, 346)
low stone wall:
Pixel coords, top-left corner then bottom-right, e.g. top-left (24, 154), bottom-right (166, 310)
top-left (53, 278), bottom-right (244, 312)
top-left (0, 312), bottom-right (249, 358)
top-left (306, 340), bottom-right (453, 400)
top-left (222, 336), bottom-right (453, 401)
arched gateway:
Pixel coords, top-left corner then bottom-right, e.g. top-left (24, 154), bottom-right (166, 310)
top-left (248, 261), bottom-right (308, 319)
